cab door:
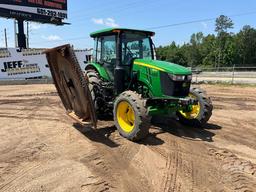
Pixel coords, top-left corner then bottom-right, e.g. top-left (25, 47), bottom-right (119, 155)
top-left (95, 35), bottom-right (116, 81)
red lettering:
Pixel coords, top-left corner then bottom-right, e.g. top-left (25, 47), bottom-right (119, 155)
top-left (53, 0), bottom-right (66, 3)
top-left (28, 0), bottom-right (43, 5)
top-left (44, 1), bottom-right (63, 9)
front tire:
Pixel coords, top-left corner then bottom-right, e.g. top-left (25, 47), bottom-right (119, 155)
top-left (177, 87), bottom-right (213, 127)
top-left (113, 91), bottom-right (151, 141)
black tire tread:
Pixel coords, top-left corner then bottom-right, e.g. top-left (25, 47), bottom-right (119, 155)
top-left (177, 87), bottom-right (213, 127)
top-left (114, 90), bottom-right (151, 141)
top-left (85, 70), bottom-right (105, 116)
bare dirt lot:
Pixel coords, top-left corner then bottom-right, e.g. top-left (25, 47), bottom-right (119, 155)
top-left (0, 84), bottom-right (255, 192)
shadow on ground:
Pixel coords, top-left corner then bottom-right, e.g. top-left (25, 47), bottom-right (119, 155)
top-left (73, 123), bottom-right (119, 148)
top-left (151, 116), bottom-right (222, 142)
top-left (73, 115), bottom-right (222, 147)
top-left (73, 122), bottom-right (165, 147)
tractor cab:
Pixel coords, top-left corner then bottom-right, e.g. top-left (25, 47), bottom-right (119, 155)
top-left (90, 28), bottom-right (155, 92)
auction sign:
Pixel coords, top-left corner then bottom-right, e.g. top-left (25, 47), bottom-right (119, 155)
top-left (0, 0), bottom-right (67, 25)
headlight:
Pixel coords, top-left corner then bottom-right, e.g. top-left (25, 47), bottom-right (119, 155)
top-left (168, 74), bottom-right (192, 81)
top-left (168, 74), bottom-right (185, 81)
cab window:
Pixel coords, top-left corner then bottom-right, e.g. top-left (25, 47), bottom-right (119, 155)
top-left (96, 35), bottom-right (116, 65)
top-left (122, 33), bottom-right (153, 65)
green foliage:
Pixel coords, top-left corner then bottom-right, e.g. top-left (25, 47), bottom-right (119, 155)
top-left (215, 15), bottom-right (234, 34)
top-left (156, 15), bottom-right (256, 68)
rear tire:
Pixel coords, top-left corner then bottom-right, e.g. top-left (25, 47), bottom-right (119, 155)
top-left (113, 91), bottom-right (151, 141)
top-left (177, 87), bottom-right (213, 127)
top-left (86, 70), bottom-right (107, 118)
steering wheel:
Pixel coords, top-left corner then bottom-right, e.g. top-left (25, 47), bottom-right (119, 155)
top-left (125, 45), bottom-right (134, 57)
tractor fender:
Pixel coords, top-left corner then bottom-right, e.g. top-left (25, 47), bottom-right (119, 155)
top-left (85, 63), bottom-right (110, 81)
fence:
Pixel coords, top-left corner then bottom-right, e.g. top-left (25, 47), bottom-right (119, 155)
top-left (0, 78), bottom-right (53, 85)
top-left (192, 66), bottom-right (256, 84)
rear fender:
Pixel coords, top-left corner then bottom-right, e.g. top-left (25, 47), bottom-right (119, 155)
top-left (85, 63), bottom-right (110, 81)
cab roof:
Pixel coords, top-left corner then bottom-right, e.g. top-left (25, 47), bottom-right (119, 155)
top-left (90, 28), bottom-right (155, 38)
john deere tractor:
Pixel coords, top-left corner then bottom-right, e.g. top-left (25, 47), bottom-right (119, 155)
top-left (45, 28), bottom-right (213, 141)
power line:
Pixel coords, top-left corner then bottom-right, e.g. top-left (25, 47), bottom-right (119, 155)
top-left (30, 10), bottom-right (256, 45)
top-left (31, 36), bottom-right (91, 44)
top-left (68, 0), bottom-right (156, 25)
top-left (146, 11), bottom-right (256, 30)
top-left (30, 1), bottom-right (155, 44)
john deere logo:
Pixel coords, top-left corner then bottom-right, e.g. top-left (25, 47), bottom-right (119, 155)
top-left (1, 61), bottom-right (23, 72)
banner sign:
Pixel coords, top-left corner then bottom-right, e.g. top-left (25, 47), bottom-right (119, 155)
top-left (0, 0), bottom-right (67, 25)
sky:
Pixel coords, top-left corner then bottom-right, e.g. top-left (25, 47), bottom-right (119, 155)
top-left (0, 0), bottom-right (256, 49)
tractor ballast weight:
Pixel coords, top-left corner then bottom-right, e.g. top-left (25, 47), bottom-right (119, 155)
top-left (46, 28), bottom-right (213, 141)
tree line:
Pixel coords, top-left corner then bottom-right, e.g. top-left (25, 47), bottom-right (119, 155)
top-left (156, 15), bottom-right (256, 68)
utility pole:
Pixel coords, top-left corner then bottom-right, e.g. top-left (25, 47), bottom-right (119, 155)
top-left (14, 20), bottom-right (17, 48)
top-left (26, 21), bottom-right (29, 49)
top-left (17, 19), bottom-right (27, 49)
top-left (4, 28), bottom-right (8, 48)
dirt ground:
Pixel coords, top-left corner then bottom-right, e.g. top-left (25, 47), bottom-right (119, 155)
top-left (0, 84), bottom-right (255, 192)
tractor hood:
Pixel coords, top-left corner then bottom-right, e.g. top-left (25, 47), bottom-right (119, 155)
top-left (134, 59), bottom-right (191, 75)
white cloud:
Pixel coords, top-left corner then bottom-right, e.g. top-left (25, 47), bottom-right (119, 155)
top-left (41, 35), bottom-right (62, 41)
top-left (91, 17), bottom-right (119, 27)
top-left (92, 18), bottom-right (104, 25)
top-left (105, 18), bottom-right (119, 27)
top-left (201, 22), bottom-right (208, 29)
top-left (30, 23), bottom-right (41, 30)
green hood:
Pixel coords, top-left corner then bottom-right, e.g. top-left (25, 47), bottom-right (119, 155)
top-left (134, 59), bottom-right (191, 75)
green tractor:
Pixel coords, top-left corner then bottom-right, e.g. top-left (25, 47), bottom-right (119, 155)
top-left (45, 28), bottom-right (213, 141)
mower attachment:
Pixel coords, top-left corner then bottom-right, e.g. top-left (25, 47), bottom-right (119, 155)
top-left (44, 44), bottom-right (97, 128)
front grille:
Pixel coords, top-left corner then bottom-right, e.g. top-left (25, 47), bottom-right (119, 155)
top-left (160, 72), bottom-right (190, 97)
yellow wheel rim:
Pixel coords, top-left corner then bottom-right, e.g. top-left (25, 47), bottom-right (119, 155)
top-left (116, 101), bottom-right (135, 133)
top-left (179, 94), bottom-right (200, 119)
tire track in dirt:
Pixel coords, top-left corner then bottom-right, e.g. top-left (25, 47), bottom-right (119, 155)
top-left (80, 150), bottom-right (115, 192)
top-left (147, 121), bottom-right (225, 192)
top-left (0, 97), bottom-right (49, 192)
top-left (0, 163), bottom-right (41, 192)
top-left (21, 98), bottom-right (117, 192)
top-left (0, 95), bottom-right (105, 192)
top-left (82, 127), bottom-right (167, 191)
top-left (209, 148), bottom-right (256, 191)
top-left (80, 143), bottom-right (150, 191)
top-left (1, 84), bottom-right (256, 191)
top-left (6, 91), bottom-right (58, 98)
top-left (54, 119), bottom-right (144, 191)
top-left (133, 124), bottom-right (198, 192)
top-left (159, 138), bottom-right (196, 192)
top-left (0, 97), bottom-right (47, 150)
top-left (162, 150), bottom-right (180, 192)
top-left (20, 97), bottom-right (72, 141)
